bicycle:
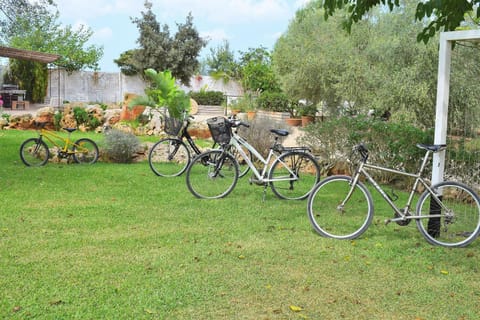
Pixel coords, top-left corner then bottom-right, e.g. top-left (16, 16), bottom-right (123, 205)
top-left (307, 143), bottom-right (480, 247)
top-left (148, 113), bottom-right (252, 178)
top-left (185, 116), bottom-right (321, 200)
top-left (19, 121), bottom-right (99, 166)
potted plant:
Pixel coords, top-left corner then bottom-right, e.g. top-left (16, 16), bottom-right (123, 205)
top-left (284, 100), bottom-right (301, 126)
top-left (129, 69), bottom-right (190, 119)
top-left (299, 102), bottom-right (317, 127)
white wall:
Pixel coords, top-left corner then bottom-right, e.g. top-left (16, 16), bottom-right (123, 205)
top-left (46, 69), bottom-right (243, 106)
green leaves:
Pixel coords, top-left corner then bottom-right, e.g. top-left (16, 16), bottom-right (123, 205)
top-left (323, 0), bottom-right (480, 44)
top-left (131, 69), bottom-right (190, 119)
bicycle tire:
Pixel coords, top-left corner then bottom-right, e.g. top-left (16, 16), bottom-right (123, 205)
top-left (416, 181), bottom-right (480, 247)
top-left (19, 138), bottom-right (50, 166)
top-left (149, 138), bottom-right (190, 177)
top-left (269, 151), bottom-right (321, 200)
top-left (72, 138), bottom-right (99, 164)
top-left (186, 149), bottom-right (239, 199)
top-left (307, 175), bottom-right (374, 240)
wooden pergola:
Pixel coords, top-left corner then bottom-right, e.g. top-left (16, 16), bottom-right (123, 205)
top-left (0, 46), bottom-right (60, 64)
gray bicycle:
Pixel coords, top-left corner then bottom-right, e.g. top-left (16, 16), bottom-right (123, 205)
top-left (307, 143), bottom-right (480, 247)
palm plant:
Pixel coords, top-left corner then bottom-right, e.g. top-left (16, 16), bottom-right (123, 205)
top-left (129, 69), bottom-right (190, 119)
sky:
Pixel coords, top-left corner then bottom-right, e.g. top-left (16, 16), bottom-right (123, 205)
top-left (53, 0), bottom-right (311, 72)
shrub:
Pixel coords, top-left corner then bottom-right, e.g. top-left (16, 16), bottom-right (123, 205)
top-left (53, 111), bottom-right (63, 130)
top-left (87, 116), bottom-right (102, 130)
top-left (73, 106), bottom-right (89, 125)
top-left (102, 129), bottom-right (140, 163)
top-left (236, 116), bottom-right (284, 158)
top-left (189, 90), bottom-right (225, 105)
top-left (256, 91), bottom-right (287, 112)
top-left (299, 116), bottom-right (433, 183)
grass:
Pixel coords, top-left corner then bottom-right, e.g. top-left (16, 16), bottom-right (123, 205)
top-left (1, 129), bottom-right (480, 319)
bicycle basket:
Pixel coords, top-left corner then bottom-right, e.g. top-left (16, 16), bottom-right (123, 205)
top-left (164, 116), bottom-right (184, 136)
top-left (207, 117), bottom-right (232, 144)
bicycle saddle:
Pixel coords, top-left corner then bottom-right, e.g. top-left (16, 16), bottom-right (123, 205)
top-left (416, 143), bottom-right (447, 152)
top-left (270, 129), bottom-right (289, 137)
top-left (63, 128), bottom-right (77, 133)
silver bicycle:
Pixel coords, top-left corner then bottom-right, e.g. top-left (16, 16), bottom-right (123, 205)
top-left (185, 116), bottom-right (321, 200)
top-left (307, 143), bottom-right (480, 247)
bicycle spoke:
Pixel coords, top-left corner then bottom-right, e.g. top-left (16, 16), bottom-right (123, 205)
top-left (416, 182), bottom-right (480, 247)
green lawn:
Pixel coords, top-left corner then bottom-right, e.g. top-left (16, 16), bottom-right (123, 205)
top-left (1, 129), bottom-right (480, 319)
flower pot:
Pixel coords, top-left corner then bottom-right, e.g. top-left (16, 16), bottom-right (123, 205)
top-left (301, 115), bottom-right (315, 127)
top-left (285, 118), bottom-right (302, 126)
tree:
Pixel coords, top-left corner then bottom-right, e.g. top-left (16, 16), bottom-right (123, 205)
top-left (321, 0), bottom-right (480, 43)
top-left (238, 46), bottom-right (280, 93)
top-left (273, 1), bottom-right (480, 129)
top-left (1, 1), bottom-right (103, 102)
top-left (203, 40), bottom-right (239, 81)
top-left (122, 1), bottom-right (207, 85)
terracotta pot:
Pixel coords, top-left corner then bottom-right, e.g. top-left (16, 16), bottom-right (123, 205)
top-left (301, 115), bottom-right (315, 127)
top-left (120, 105), bottom-right (145, 121)
top-left (285, 118), bottom-right (302, 126)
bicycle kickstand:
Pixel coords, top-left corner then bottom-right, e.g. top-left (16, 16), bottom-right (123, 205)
top-left (262, 184), bottom-right (268, 202)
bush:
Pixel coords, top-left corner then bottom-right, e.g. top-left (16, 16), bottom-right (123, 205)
top-left (102, 129), bottom-right (140, 163)
top-left (236, 116), bottom-right (284, 158)
top-left (299, 116), bottom-right (433, 183)
top-left (189, 91), bottom-right (225, 105)
top-left (73, 106), bottom-right (89, 125)
top-left (256, 91), bottom-right (287, 112)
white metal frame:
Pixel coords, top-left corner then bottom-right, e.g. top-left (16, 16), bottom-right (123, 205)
top-left (432, 30), bottom-right (480, 184)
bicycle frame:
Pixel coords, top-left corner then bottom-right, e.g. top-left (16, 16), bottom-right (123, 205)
top-left (346, 149), bottom-right (449, 223)
top-left (180, 124), bottom-right (203, 156)
top-left (38, 128), bottom-right (77, 153)
top-left (228, 131), bottom-right (300, 183)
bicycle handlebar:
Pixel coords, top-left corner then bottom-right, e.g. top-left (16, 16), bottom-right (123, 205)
top-left (226, 116), bottom-right (250, 128)
top-left (354, 143), bottom-right (369, 162)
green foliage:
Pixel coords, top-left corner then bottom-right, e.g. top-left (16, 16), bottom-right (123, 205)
top-left (238, 47), bottom-right (281, 93)
top-left (204, 40), bottom-right (238, 79)
top-left (299, 116), bottom-right (433, 178)
top-left (130, 69), bottom-right (190, 119)
top-left (103, 129), bottom-right (140, 163)
top-left (53, 110), bottom-right (62, 130)
top-left (273, 2), bottom-right (480, 130)
top-left (3, 60), bottom-right (48, 103)
top-left (73, 106), bottom-right (89, 125)
top-left (256, 91), bottom-right (300, 118)
top-left (124, 1), bottom-right (207, 85)
top-left (229, 94), bottom-right (256, 112)
top-left (2, 1), bottom-right (102, 102)
top-left (189, 90), bottom-right (224, 105)
top-left (113, 50), bottom-right (140, 76)
top-left (321, 0), bottom-right (480, 43)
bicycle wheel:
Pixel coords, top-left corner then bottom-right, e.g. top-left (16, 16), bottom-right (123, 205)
top-left (19, 138), bottom-right (49, 166)
top-left (149, 138), bottom-right (190, 177)
top-left (416, 181), bottom-right (480, 247)
top-left (269, 151), bottom-right (321, 200)
top-left (72, 138), bottom-right (99, 164)
top-left (307, 175), bottom-right (374, 240)
top-left (224, 144), bottom-right (252, 178)
top-left (186, 149), bottom-right (239, 199)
